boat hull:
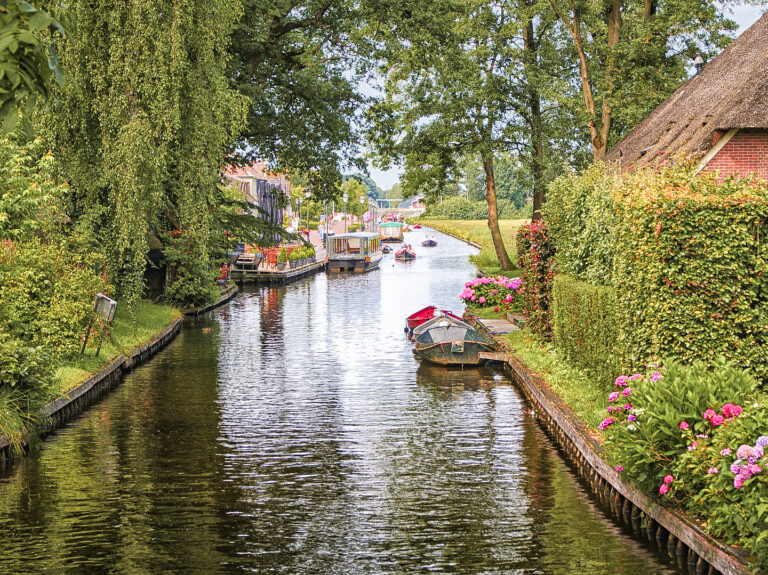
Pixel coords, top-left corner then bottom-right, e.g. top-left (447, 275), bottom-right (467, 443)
top-left (394, 250), bottom-right (416, 261)
top-left (421, 240), bottom-right (437, 247)
top-left (406, 306), bottom-right (462, 330)
top-left (326, 253), bottom-right (383, 273)
top-left (413, 340), bottom-right (495, 366)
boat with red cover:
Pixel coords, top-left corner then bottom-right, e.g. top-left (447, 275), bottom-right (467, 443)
top-left (405, 305), bottom-right (462, 331)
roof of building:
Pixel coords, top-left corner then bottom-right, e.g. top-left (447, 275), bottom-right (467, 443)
top-left (399, 194), bottom-right (424, 209)
top-left (605, 12), bottom-right (768, 169)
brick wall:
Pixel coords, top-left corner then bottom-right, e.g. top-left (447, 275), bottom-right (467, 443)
top-left (703, 129), bottom-right (768, 181)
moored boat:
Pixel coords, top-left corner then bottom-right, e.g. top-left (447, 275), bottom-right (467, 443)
top-left (380, 221), bottom-right (405, 243)
top-left (326, 232), bottom-right (383, 273)
top-left (394, 245), bottom-right (416, 261)
top-left (421, 234), bottom-right (438, 247)
top-left (413, 224), bottom-right (422, 229)
top-left (405, 305), bottom-right (462, 331)
top-left (412, 315), bottom-right (497, 366)
top-left (382, 244), bottom-right (392, 253)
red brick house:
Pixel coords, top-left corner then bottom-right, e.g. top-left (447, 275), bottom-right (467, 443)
top-left (605, 12), bottom-right (768, 181)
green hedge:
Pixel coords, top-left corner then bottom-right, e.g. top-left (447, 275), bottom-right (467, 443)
top-left (552, 275), bottom-right (620, 386)
top-left (516, 221), bottom-right (555, 339)
top-left (545, 163), bottom-right (768, 383)
top-left (423, 196), bottom-right (531, 220)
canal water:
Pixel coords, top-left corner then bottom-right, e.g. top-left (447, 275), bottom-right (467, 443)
top-left (0, 229), bottom-right (677, 574)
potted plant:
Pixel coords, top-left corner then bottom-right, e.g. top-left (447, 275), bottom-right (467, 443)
top-left (288, 247), bottom-right (300, 268)
top-left (307, 244), bottom-right (316, 263)
top-left (276, 248), bottom-right (287, 270)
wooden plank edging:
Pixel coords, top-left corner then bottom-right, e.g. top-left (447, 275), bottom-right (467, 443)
top-left (182, 284), bottom-right (239, 316)
top-left (502, 352), bottom-right (753, 575)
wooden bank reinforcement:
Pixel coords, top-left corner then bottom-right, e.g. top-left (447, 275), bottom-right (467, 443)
top-left (497, 350), bottom-right (753, 575)
top-left (0, 318), bottom-right (183, 468)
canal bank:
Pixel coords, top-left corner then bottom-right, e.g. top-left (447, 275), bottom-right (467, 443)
top-left (476, 318), bottom-right (752, 575)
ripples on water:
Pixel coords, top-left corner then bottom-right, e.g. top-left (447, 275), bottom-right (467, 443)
top-left (0, 230), bottom-right (676, 574)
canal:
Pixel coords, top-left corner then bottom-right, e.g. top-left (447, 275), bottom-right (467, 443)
top-left (0, 229), bottom-right (676, 573)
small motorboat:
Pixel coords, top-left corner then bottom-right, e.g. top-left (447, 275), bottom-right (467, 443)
top-left (421, 234), bottom-right (438, 247)
top-left (382, 244), bottom-right (392, 254)
top-left (394, 245), bottom-right (416, 261)
top-left (405, 305), bottom-right (462, 331)
top-left (413, 224), bottom-right (422, 229)
top-left (412, 315), bottom-right (498, 366)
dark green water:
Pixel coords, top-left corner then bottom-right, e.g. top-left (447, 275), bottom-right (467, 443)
top-left (0, 230), bottom-right (675, 574)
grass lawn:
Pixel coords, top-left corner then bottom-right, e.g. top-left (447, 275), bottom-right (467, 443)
top-left (466, 304), bottom-right (523, 319)
top-left (54, 300), bottom-right (181, 394)
top-left (501, 330), bottom-right (607, 433)
top-left (418, 219), bottom-right (527, 276)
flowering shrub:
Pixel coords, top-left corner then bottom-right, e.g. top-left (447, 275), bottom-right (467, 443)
top-left (516, 221), bottom-right (555, 339)
top-left (602, 361), bottom-right (768, 568)
top-left (459, 276), bottom-right (522, 311)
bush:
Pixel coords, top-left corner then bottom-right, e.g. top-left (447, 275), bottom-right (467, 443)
top-left (0, 239), bottom-right (106, 360)
top-left (602, 362), bottom-right (768, 568)
top-left (0, 333), bottom-right (54, 393)
top-left (545, 163), bottom-right (768, 383)
top-left (516, 221), bottom-right (555, 339)
top-left (459, 276), bottom-right (522, 311)
top-left (552, 275), bottom-right (620, 386)
top-left (423, 196), bottom-right (532, 220)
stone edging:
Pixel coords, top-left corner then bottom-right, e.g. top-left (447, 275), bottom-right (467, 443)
top-left (500, 351), bottom-right (752, 575)
top-left (0, 318), bottom-right (183, 465)
top-left (182, 284), bottom-right (239, 316)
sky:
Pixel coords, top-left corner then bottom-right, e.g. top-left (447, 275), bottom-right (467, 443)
top-left (364, 5), bottom-right (766, 191)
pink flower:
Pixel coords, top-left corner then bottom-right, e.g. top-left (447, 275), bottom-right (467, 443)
top-left (608, 391), bottom-right (620, 403)
top-left (614, 376), bottom-right (629, 387)
top-left (720, 448), bottom-right (732, 456)
top-left (748, 464), bottom-right (762, 475)
top-left (494, 307), bottom-right (499, 312)
top-left (707, 468), bottom-right (719, 474)
top-left (650, 371), bottom-right (663, 382)
top-left (627, 414), bottom-right (637, 422)
top-left (623, 403), bottom-right (632, 411)
top-left (722, 403), bottom-right (743, 418)
top-left (616, 466), bottom-right (624, 473)
top-left (710, 414), bottom-right (725, 426)
top-left (478, 296), bottom-right (486, 304)
top-left (663, 474), bottom-right (674, 484)
top-left (703, 409), bottom-right (716, 421)
top-left (621, 387), bottom-right (631, 397)
top-left (679, 421), bottom-right (689, 430)
top-left (734, 475), bottom-right (745, 489)
top-left (471, 296), bottom-right (476, 301)
top-left (659, 484), bottom-right (669, 495)
top-left (599, 417), bottom-right (615, 431)
top-left (737, 444), bottom-right (754, 460)
top-left (629, 373), bottom-right (643, 381)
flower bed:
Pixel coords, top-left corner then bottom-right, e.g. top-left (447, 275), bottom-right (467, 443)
top-left (460, 276), bottom-right (522, 317)
top-left (601, 361), bottom-right (768, 570)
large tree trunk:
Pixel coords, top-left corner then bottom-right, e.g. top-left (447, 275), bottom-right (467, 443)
top-left (482, 153), bottom-right (514, 270)
top-left (522, 7), bottom-right (545, 220)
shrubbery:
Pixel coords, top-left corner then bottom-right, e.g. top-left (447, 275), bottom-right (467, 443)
top-left (552, 275), bottom-right (620, 386)
top-left (544, 163), bottom-right (768, 383)
top-left (423, 196), bottom-right (531, 220)
top-left (460, 276), bottom-right (522, 311)
top-left (601, 362), bottom-right (768, 569)
top-left (516, 221), bottom-right (555, 339)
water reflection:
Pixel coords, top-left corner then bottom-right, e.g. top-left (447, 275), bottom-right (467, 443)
top-left (0, 229), bottom-right (677, 573)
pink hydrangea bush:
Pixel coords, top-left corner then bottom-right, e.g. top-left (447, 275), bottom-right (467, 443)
top-left (602, 361), bottom-right (768, 568)
top-left (459, 276), bottom-right (522, 311)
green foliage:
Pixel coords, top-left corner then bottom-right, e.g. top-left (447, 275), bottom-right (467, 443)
top-left (424, 196), bottom-right (531, 220)
top-left (545, 164), bottom-right (768, 384)
top-left (0, 238), bottom-right (106, 360)
top-left (277, 248), bottom-right (287, 263)
top-left (604, 362), bottom-right (757, 494)
top-left (0, 0), bottom-right (71, 132)
top-left (516, 221), bottom-right (555, 339)
top-left (44, 0), bottom-right (247, 306)
top-left (0, 332), bottom-right (52, 392)
top-left (552, 275), bottom-right (620, 387)
top-left (0, 134), bottom-right (68, 240)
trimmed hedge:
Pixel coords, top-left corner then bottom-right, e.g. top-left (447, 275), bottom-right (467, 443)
top-left (545, 163), bottom-right (768, 383)
top-left (516, 221), bottom-right (555, 339)
top-left (552, 275), bottom-right (620, 387)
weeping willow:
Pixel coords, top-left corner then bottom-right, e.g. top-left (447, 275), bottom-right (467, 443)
top-left (44, 0), bottom-right (247, 306)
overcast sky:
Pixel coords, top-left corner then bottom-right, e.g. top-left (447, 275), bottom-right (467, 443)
top-left (365, 5), bottom-right (766, 191)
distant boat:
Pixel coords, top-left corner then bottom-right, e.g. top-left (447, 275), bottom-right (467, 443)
top-left (380, 221), bottom-right (404, 243)
top-left (382, 244), bottom-right (392, 253)
top-left (412, 315), bottom-right (497, 366)
top-left (326, 232), bottom-right (383, 273)
top-left (405, 305), bottom-right (462, 331)
top-left (413, 224), bottom-right (422, 229)
top-left (394, 245), bottom-right (416, 261)
top-left (421, 235), bottom-right (437, 247)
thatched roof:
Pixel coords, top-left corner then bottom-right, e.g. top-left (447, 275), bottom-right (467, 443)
top-left (605, 12), bottom-right (768, 168)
